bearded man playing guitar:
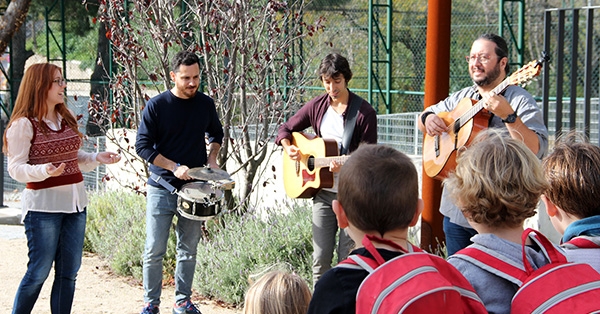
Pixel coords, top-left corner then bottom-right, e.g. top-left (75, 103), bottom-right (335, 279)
top-left (418, 34), bottom-right (548, 256)
top-left (275, 53), bottom-right (377, 287)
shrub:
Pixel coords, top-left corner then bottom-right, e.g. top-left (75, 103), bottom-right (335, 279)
top-left (85, 190), bottom-right (178, 280)
top-left (85, 191), bottom-right (313, 306)
top-left (193, 203), bottom-right (313, 305)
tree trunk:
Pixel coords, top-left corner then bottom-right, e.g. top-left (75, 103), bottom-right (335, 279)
top-left (86, 20), bottom-right (111, 136)
top-left (0, 0), bottom-right (33, 55)
top-left (8, 20), bottom-right (34, 107)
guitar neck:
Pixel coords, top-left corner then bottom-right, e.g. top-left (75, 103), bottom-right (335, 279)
top-left (312, 155), bottom-right (351, 168)
top-left (459, 79), bottom-right (510, 128)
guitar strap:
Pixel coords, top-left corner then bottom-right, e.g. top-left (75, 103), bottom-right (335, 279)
top-left (340, 93), bottom-right (363, 155)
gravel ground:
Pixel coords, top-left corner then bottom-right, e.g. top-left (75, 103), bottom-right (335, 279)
top-left (0, 224), bottom-right (241, 314)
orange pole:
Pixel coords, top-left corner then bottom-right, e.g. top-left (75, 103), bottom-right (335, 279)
top-left (420, 0), bottom-right (452, 253)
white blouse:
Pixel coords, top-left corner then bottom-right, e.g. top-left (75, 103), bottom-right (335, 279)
top-left (6, 116), bottom-right (100, 221)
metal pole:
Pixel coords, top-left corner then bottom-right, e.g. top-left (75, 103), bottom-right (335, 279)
top-left (0, 118), bottom-right (5, 207)
top-left (421, 0), bottom-right (451, 253)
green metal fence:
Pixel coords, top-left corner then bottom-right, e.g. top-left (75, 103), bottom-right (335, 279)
top-left (1, 1), bottom-right (600, 194)
top-left (3, 1), bottom-right (597, 115)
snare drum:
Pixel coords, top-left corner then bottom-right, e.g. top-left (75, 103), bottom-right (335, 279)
top-left (177, 182), bottom-right (223, 221)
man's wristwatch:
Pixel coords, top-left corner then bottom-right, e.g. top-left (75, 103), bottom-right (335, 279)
top-left (172, 163), bottom-right (181, 173)
top-left (502, 112), bottom-right (518, 124)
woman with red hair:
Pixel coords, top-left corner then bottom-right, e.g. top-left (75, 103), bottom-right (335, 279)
top-left (3, 63), bottom-right (120, 314)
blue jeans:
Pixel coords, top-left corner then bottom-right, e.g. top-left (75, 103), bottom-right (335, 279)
top-left (312, 190), bottom-right (354, 286)
top-left (13, 210), bottom-right (86, 314)
top-left (143, 185), bottom-right (203, 306)
top-left (443, 216), bottom-right (478, 256)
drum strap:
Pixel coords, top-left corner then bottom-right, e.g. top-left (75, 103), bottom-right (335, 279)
top-left (150, 173), bottom-right (178, 194)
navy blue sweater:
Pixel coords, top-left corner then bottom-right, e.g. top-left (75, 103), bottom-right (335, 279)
top-left (135, 90), bottom-right (223, 190)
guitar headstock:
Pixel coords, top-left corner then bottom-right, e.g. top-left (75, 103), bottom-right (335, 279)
top-left (508, 52), bottom-right (550, 86)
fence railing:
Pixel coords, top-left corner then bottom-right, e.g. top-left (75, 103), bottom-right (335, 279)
top-left (542, 6), bottom-right (600, 145)
top-left (3, 101), bottom-right (598, 194)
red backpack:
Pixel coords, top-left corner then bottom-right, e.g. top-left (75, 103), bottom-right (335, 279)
top-left (562, 235), bottom-right (600, 249)
top-left (337, 234), bottom-right (487, 314)
top-left (454, 228), bottom-right (600, 314)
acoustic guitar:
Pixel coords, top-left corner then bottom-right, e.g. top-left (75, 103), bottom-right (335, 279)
top-left (423, 55), bottom-right (549, 180)
top-left (282, 132), bottom-right (349, 198)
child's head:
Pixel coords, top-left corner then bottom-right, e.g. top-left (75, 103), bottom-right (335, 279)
top-left (243, 270), bottom-right (311, 314)
top-left (334, 144), bottom-right (421, 237)
top-left (542, 133), bottom-right (600, 227)
top-left (444, 130), bottom-right (549, 229)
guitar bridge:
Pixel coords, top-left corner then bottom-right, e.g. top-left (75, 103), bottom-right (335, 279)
top-left (295, 161), bottom-right (300, 176)
top-left (434, 135), bottom-right (440, 157)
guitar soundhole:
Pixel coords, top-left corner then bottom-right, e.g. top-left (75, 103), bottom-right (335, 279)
top-left (307, 156), bottom-right (315, 171)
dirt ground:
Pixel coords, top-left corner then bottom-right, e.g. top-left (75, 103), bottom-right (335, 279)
top-left (0, 231), bottom-right (242, 314)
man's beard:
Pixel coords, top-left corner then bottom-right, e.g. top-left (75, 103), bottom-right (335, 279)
top-left (472, 63), bottom-right (501, 87)
top-left (181, 86), bottom-right (198, 98)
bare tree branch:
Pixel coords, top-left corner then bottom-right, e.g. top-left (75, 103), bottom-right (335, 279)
top-left (90, 0), bottom-right (323, 213)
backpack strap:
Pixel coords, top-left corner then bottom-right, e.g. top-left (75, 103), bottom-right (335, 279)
top-left (337, 255), bottom-right (380, 273)
top-left (522, 228), bottom-right (567, 274)
top-left (340, 93), bottom-right (363, 155)
top-left (562, 236), bottom-right (600, 249)
top-left (454, 244), bottom-right (529, 286)
top-left (338, 234), bottom-right (418, 272)
top-left (362, 234), bottom-right (418, 265)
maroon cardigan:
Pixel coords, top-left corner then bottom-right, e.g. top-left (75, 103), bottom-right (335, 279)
top-left (275, 91), bottom-right (378, 153)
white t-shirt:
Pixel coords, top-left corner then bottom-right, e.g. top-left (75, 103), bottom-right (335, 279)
top-left (319, 106), bottom-right (344, 192)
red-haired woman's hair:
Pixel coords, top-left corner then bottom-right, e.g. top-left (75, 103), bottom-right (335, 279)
top-left (3, 63), bottom-right (82, 153)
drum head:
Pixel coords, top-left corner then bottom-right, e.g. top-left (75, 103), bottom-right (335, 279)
top-left (180, 182), bottom-right (223, 200)
top-left (177, 182), bottom-right (223, 220)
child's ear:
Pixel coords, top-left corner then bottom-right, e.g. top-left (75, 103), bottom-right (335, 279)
top-left (332, 200), bottom-right (349, 229)
top-left (542, 194), bottom-right (558, 217)
top-left (410, 199), bottom-right (424, 227)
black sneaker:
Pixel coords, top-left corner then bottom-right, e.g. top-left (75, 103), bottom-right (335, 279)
top-left (172, 299), bottom-right (202, 314)
top-left (140, 303), bottom-right (160, 314)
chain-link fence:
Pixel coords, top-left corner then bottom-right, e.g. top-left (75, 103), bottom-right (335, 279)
top-left (3, 1), bottom-right (597, 117)
top-left (1, 1), bottom-right (599, 196)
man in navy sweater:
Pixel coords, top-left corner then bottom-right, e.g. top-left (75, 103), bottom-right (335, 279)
top-left (135, 50), bottom-right (224, 314)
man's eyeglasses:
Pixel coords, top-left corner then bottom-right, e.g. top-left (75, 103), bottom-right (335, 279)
top-left (52, 78), bottom-right (67, 86)
top-left (465, 54), bottom-right (494, 64)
